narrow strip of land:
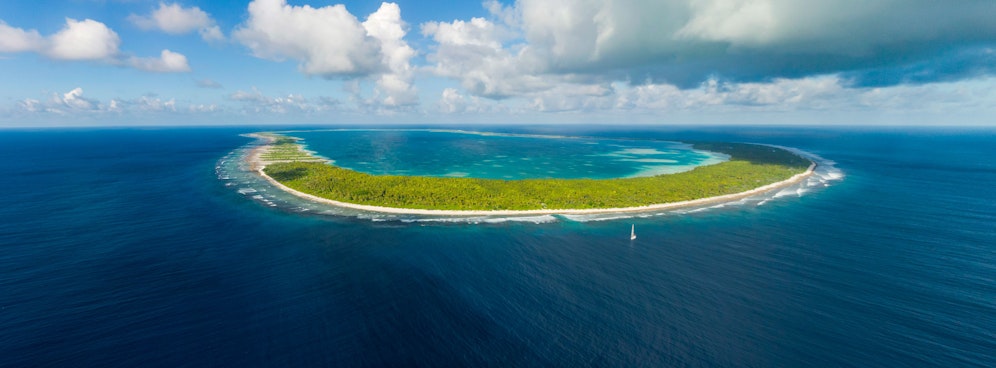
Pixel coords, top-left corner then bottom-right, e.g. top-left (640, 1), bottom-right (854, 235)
top-left (245, 133), bottom-right (815, 216)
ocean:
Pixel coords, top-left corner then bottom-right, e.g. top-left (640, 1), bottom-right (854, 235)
top-left (0, 126), bottom-right (993, 367)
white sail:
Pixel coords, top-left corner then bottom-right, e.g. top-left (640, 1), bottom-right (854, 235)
top-left (630, 224), bottom-right (636, 240)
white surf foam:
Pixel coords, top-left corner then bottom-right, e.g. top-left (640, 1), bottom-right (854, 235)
top-left (622, 158), bottom-right (679, 163)
top-left (616, 148), bottom-right (670, 155)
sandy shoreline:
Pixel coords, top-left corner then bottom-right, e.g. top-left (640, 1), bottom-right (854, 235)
top-left (245, 134), bottom-right (816, 216)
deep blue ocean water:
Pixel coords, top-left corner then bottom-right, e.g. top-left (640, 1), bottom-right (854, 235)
top-left (1, 126), bottom-right (994, 367)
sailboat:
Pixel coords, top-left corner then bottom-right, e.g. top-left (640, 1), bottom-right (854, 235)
top-left (630, 224), bottom-right (637, 240)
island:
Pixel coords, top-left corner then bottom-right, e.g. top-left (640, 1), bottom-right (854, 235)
top-left (247, 132), bottom-right (815, 215)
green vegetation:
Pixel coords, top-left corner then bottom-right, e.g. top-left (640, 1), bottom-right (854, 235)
top-left (261, 134), bottom-right (812, 211)
top-left (259, 136), bottom-right (325, 163)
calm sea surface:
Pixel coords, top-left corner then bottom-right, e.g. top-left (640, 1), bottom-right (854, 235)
top-left (1, 126), bottom-right (993, 367)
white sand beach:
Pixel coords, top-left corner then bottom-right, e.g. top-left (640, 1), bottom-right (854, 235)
top-left (247, 134), bottom-right (815, 216)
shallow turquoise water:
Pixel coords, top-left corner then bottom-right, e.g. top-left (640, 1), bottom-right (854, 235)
top-left (286, 129), bottom-right (726, 179)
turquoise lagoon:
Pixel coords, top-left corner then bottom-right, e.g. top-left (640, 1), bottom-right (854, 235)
top-left (283, 129), bottom-right (728, 180)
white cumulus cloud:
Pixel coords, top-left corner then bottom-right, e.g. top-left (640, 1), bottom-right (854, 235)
top-left (422, 15), bottom-right (556, 98)
top-left (0, 18), bottom-right (192, 73)
top-left (363, 3), bottom-right (417, 106)
top-left (58, 87), bottom-right (97, 110)
top-left (128, 49), bottom-right (191, 73)
top-left (129, 2), bottom-right (225, 42)
top-left (234, 0), bottom-right (382, 75)
top-left (234, 1), bottom-right (417, 107)
top-left (45, 18), bottom-right (121, 61)
top-left (0, 20), bottom-right (45, 53)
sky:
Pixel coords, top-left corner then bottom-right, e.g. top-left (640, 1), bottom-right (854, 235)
top-left (1, 0), bottom-right (995, 127)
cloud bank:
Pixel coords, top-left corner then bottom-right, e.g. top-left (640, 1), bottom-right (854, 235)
top-left (421, 0), bottom-right (996, 99)
top-left (0, 18), bottom-right (191, 72)
top-left (4, 0), bottom-right (996, 124)
top-left (229, 87), bottom-right (341, 114)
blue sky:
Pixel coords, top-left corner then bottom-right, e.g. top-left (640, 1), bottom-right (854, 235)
top-left (1, 0), bottom-right (994, 126)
